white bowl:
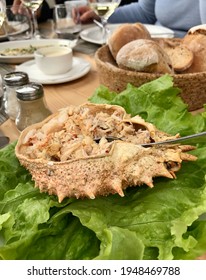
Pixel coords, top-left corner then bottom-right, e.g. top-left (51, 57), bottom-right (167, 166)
top-left (34, 46), bottom-right (73, 75)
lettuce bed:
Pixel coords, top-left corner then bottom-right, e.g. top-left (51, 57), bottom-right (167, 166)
top-left (1, 75), bottom-right (206, 260)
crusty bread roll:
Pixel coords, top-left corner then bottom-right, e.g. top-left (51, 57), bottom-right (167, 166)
top-left (108, 23), bottom-right (151, 60)
top-left (116, 39), bottom-right (174, 74)
top-left (156, 38), bottom-right (194, 73)
top-left (182, 24), bottom-right (206, 73)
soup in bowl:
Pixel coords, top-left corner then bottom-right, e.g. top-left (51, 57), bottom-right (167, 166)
top-left (34, 46), bottom-right (73, 75)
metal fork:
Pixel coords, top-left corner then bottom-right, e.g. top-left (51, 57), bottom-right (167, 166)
top-left (94, 131), bottom-right (206, 147)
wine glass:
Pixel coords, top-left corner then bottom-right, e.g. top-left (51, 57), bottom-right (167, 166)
top-left (5, 5), bottom-right (32, 41)
top-left (88, 0), bottom-right (121, 44)
top-left (20, 0), bottom-right (44, 38)
top-left (0, 0), bottom-right (6, 28)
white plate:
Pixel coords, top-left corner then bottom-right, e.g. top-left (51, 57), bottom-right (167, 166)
top-left (0, 22), bottom-right (29, 41)
top-left (146, 24), bottom-right (175, 38)
top-left (16, 57), bottom-right (91, 84)
top-left (0, 39), bottom-right (77, 64)
top-left (80, 24), bottom-right (174, 45)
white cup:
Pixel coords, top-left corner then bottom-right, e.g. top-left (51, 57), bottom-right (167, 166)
top-left (54, 2), bottom-right (82, 40)
top-left (34, 46), bottom-right (73, 75)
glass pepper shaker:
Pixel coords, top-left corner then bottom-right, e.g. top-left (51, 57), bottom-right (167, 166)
top-left (3, 71), bottom-right (29, 120)
top-left (15, 82), bottom-right (52, 131)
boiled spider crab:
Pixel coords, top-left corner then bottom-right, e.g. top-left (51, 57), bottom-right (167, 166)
top-left (15, 103), bottom-right (197, 202)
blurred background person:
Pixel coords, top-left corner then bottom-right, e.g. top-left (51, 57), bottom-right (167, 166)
top-left (10, 0), bottom-right (137, 22)
top-left (77, 0), bottom-right (206, 37)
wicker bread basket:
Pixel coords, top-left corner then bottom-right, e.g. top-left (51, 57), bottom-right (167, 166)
top-left (95, 44), bottom-right (206, 111)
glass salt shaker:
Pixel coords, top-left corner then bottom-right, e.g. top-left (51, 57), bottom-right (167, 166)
top-left (15, 82), bottom-right (52, 131)
top-left (3, 71), bottom-right (29, 120)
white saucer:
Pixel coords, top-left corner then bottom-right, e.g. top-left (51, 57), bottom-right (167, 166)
top-left (16, 57), bottom-right (91, 84)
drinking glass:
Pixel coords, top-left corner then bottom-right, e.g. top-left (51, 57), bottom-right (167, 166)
top-left (5, 5), bottom-right (32, 41)
top-left (88, 0), bottom-right (121, 44)
top-left (20, 0), bottom-right (44, 38)
top-left (0, 0), bottom-right (6, 28)
top-left (54, 2), bottom-right (82, 40)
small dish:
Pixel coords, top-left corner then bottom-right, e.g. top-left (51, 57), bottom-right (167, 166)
top-left (34, 46), bottom-right (73, 75)
top-left (16, 57), bottom-right (91, 84)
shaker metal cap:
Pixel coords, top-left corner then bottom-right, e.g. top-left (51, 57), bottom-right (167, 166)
top-left (16, 82), bottom-right (44, 101)
top-left (3, 71), bottom-right (29, 86)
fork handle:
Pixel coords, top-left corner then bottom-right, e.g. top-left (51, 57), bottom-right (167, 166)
top-left (142, 131), bottom-right (206, 147)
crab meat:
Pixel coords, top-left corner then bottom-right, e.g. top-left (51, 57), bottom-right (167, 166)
top-left (15, 103), bottom-right (197, 202)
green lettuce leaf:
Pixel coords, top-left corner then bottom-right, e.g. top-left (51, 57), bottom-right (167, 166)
top-left (89, 75), bottom-right (205, 135)
top-left (0, 181), bottom-right (100, 260)
top-left (1, 74), bottom-right (206, 260)
top-left (0, 142), bottom-right (32, 200)
top-left (65, 157), bottom-right (206, 259)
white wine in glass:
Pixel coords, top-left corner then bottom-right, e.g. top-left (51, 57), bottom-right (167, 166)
top-left (88, 0), bottom-right (121, 43)
top-left (21, 0), bottom-right (44, 38)
top-left (0, 0), bottom-right (6, 28)
top-left (0, 12), bottom-right (6, 29)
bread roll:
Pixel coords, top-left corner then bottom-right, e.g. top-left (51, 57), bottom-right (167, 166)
top-left (108, 23), bottom-right (151, 60)
top-left (116, 39), bottom-right (174, 74)
top-left (182, 24), bottom-right (206, 73)
top-left (156, 38), bottom-right (194, 72)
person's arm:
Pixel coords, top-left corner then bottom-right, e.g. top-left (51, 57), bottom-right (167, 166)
top-left (79, 0), bottom-right (156, 24)
top-left (108, 0), bottom-right (156, 24)
top-left (200, 0), bottom-right (206, 23)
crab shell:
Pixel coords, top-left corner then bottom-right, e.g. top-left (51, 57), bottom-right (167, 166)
top-left (15, 103), bottom-right (197, 202)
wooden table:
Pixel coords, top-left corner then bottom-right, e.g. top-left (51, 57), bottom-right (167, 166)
top-left (0, 50), bottom-right (100, 142)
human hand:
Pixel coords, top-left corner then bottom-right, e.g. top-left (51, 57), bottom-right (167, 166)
top-left (11, 0), bottom-right (25, 14)
top-left (11, 0), bottom-right (42, 18)
top-left (78, 6), bottom-right (100, 23)
top-left (12, 0), bottom-right (21, 5)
